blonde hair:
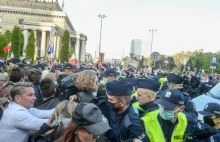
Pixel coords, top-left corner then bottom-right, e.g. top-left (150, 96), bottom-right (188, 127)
top-left (48, 100), bottom-right (77, 126)
top-left (74, 70), bottom-right (99, 92)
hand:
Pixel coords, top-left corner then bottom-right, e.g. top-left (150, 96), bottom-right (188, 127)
top-left (133, 139), bottom-right (142, 142)
top-left (69, 95), bottom-right (77, 101)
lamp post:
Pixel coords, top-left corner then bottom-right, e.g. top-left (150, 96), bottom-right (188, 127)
top-left (149, 29), bottom-right (157, 54)
top-left (98, 14), bottom-right (107, 63)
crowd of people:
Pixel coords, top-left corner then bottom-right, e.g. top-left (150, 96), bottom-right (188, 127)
top-left (0, 58), bottom-right (220, 142)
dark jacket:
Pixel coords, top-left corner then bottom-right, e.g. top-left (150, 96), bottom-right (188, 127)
top-left (200, 81), bottom-right (216, 94)
top-left (97, 100), bottom-right (148, 142)
top-left (139, 101), bottom-right (159, 118)
top-left (33, 82), bottom-right (43, 106)
top-left (35, 97), bottom-right (61, 110)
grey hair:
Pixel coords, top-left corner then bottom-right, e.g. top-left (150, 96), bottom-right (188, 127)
top-left (11, 82), bottom-right (34, 101)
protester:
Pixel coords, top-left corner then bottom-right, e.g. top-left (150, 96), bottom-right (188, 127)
top-left (55, 102), bottom-right (111, 142)
top-left (35, 78), bottom-right (60, 109)
top-left (9, 67), bottom-right (25, 83)
top-left (48, 100), bottom-right (77, 127)
top-left (28, 69), bottom-right (43, 106)
top-left (0, 82), bottom-right (54, 142)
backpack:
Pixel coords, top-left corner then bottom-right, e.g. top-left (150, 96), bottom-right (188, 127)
top-left (31, 122), bottom-right (64, 142)
top-left (59, 75), bottom-right (78, 101)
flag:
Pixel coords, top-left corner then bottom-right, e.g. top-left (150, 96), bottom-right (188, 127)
top-left (10, 52), bottom-right (14, 58)
top-left (69, 53), bottom-right (77, 65)
top-left (4, 43), bottom-right (11, 53)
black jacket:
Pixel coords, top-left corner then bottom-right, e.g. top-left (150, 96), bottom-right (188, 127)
top-left (35, 97), bottom-right (61, 110)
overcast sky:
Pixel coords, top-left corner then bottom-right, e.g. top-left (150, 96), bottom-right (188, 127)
top-left (60, 0), bottom-right (220, 59)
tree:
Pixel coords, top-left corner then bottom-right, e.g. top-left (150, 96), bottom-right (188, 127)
top-left (60, 30), bottom-right (70, 63)
top-left (0, 35), bottom-right (7, 58)
top-left (4, 30), bottom-right (11, 44)
top-left (11, 26), bottom-right (22, 58)
top-left (25, 31), bottom-right (35, 61)
top-left (19, 31), bottom-right (24, 56)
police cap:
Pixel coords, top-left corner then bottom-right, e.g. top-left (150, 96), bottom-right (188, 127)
top-left (106, 80), bottom-right (133, 96)
top-left (64, 63), bottom-right (75, 69)
top-left (198, 103), bottom-right (220, 116)
top-left (103, 68), bottom-right (116, 77)
top-left (122, 78), bottom-right (137, 87)
top-left (137, 79), bottom-right (160, 92)
top-left (167, 73), bottom-right (183, 84)
top-left (155, 88), bottom-right (185, 110)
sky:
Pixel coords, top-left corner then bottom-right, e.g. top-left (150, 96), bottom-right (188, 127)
top-left (59, 0), bottom-right (220, 59)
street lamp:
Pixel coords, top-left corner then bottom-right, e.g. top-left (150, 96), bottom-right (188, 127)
top-left (149, 29), bottom-right (157, 54)
top-left (98, 14), bottom-right (107, 62)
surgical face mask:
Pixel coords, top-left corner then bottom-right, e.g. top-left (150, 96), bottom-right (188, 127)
top-left (159, 106), bottom-right (175, 120)
top-left (204, 117), bottom-right (216, 127)
top-left (92, 92), bottom-right (97, 97)
top-left (107, 100), bottom-right (121, 112)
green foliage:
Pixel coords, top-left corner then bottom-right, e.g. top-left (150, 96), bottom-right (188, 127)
top-left (4, 30), bottom-right (11, 44)
top-left (11, 26), bottom-right (22, 58)
top-left (60, 30), bottom-right (70, 63)
top-left (69, 47), bottom-right (75, 58)
top-left (19, 31), bottom-right (24, 56)
top-left (25, 31), bottom-right (35, 61)
top-left (0, 35), bottom-right (7, 58)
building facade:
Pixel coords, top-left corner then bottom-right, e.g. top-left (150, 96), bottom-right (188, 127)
top-left (130, 39), bottom-right (142, 60)
top-left (0, 0), bottom-right (87, 63)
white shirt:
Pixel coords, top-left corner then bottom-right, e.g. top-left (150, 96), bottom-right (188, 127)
top-left (0, 103), bottom-right (53, 142)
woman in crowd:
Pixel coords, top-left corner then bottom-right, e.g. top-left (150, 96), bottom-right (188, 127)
top-left (55, 102), bottom-right (111, 142)
top-left (48, 100), bottom-right (77, 127)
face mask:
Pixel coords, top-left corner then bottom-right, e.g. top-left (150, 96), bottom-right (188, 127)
top-left (92, 92), bottom-right (97, 97)
top-left (108, 101), bottom-right (121, 112)
top-left (178, 88), bottom-right (184, 92)
top-left (159, 106), bottom-right (175, 120)
top-left (204, 117), bottom-right (216, 127)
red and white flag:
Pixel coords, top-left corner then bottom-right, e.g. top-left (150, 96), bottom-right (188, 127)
top-left (69, 53), bottom-right (77, 65)
top-left (3, 42), bottom-right (11, 53)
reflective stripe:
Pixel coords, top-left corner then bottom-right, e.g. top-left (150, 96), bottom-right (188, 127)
top-left (132, 91), bottom-right (138, 97)
top-left (160, 78), bottom-right (168, 89)
top-left (141, 110), bottom-right (187, 142)
top-left (100, 80), bottom-right (106, 85)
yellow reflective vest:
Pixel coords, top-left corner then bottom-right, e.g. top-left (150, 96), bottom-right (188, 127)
top-left (159, 77), bottom-right (168, 89)
top-left (132, 102), bottom-right (143, 111)
top-left (100, 80), bottom-right (106, 85)
top-left (141, 110), bottom-right (187, 142)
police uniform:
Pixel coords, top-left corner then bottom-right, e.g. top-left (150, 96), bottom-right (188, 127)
top-left (165, 73), bottom-right (198, 119)
top-left (142, 88), bottom-right (220, 142)
top-left (200, 76), bottom-right (215, 94)
top-left (99, 68), bottom-right (116, 85)
top-left (128, 68), bottom-right (135, 79)
top-left (97, 80), bottom-right (148, 142)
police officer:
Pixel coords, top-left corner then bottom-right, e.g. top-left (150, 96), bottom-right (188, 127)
top-left (136, 79), bottom-right (160, 117)
top-left (159, 72), bottom-right (168, 89)
top-left (162, 73), bottom-right (198, 119)
top-left (99, 68), bottom-right (116, 85)
top-left (120, 70), bottom-right (129, 80)
top-left (200, 76), bottom-right (216, 94)
top-left (128, 68), bottom-right (135, 78)
top-left (97, 80), bottom-right (148, 142)
top-left (63, 63), bottom-right (75, 75)
top-left (138, 72), bottom-right (147, 79)
top-left (143, 88), bottom-right (220, 142)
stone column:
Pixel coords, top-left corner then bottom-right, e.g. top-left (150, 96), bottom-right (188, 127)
top-left (56, 36), bottom-right (60, 58)
top-left (79, 39), bottom-right (86, 63)
top-left (34, 30), bottom-right (37, 59)
top-left (53, 35), bottom-right (57, 58)
top-left (41, 31), bottom-right (46, 57)
top-left (75, 33), bottom-right (81, 61)
top-left (23, 29), bottom-right (28, 56)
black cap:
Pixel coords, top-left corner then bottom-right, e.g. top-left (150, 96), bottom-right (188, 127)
top-left (155, 88), bottom-right (185, 110)
top-left (55, 65), bottom-right (63, 70)
top-left (167, 73), bottom-right (183, 84)
top-left (106, 80), bottom-right (133, 96)
top-left (72, 102), bottom-right (111, 136)
top-left (0, 62), bottom-right (5, 67)
top-left (128, 68), bottom-right (134, 72)
top-left (137, 79), bottom-right (160, 92)
top-left (209, 76), bottom-right (213, 80)
top-left (103, 68), bottom-right (116, 77)
top-left (64, 63), bottom-right (75, 69)
top-left (198, 103), bottom-right (220, 116)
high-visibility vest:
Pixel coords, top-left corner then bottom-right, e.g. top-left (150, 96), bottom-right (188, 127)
top-left (141, 110), bottom-right (187, 142)
top-left (132, 91), bottom-right (138, 97)
top-left (121, 76), bottom-right (126, 79)
top-left (159, 77), bottom-right (168, 89)
top-left (3, 72), bottom-right (8, 77)
top-left (132, 102), bottom-right (143, 110)
top-left (100, 80), bottom-right (106, 85)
